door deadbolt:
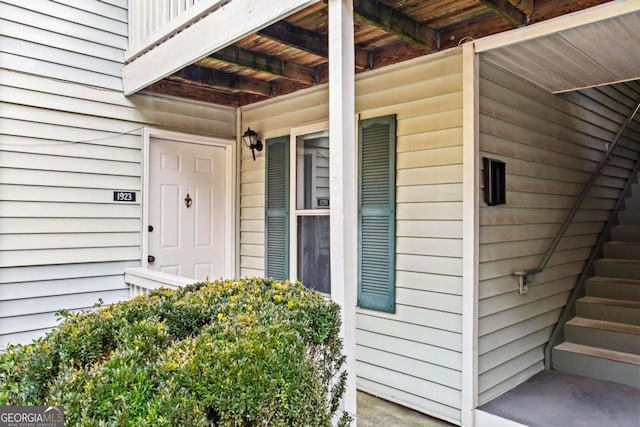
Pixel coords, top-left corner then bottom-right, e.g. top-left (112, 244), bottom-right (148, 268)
top-left (148, 225), bottom-right (154, 232)
top-left (148, 255), bottom-right (155, 263)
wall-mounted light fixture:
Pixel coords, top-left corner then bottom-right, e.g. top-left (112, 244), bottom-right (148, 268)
top-left (242, 127), bottom-right (263, 161)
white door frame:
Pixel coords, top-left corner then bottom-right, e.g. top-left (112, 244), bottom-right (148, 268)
top-left (141, 127), bottom-right (236, 279)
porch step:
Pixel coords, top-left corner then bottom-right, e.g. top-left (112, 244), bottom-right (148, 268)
top-left (586, 276), bottom-right (640, 301)
top-left (617, 210), bottom-right (640, 226)
top-left (552, 177), bottom-right (640, 387)
top-left (611, 225), bottom-right (640, 242)
top-left (564, 317), bottom-right (640, 354)
top-left (552, 342), bottom-right (640, 388)
top-left (603, 242), bottom-right (640, 259)
top-left (576, 296), bottom-right (640, 325)
top-left (594, 258), bottom-right (640, 279)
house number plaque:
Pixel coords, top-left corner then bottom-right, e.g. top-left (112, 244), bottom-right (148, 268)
top-left (113, 191), bottom-right (136, 202)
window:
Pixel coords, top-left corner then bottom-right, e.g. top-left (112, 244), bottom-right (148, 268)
top-left (265, 116), bottom-right (396, 311)
top-left (292, 127), bottom-right (331, 294)
top-left (264, 124), bottom-right (331, 294)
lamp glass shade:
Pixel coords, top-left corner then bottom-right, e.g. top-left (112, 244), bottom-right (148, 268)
top-left (242, 128), bottom-right (258, 147)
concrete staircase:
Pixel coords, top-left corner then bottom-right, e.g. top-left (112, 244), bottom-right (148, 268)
top-left (552, 182), bottom-right (640, 389)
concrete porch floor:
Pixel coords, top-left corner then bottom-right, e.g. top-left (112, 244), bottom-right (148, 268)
top-left (357, 391), bottom-right (454, 426)
top-left (479, 370), bottom-right (640, 427)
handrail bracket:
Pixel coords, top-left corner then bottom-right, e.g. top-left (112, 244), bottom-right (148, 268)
top-left (514, 271), bottom-right (533, 295)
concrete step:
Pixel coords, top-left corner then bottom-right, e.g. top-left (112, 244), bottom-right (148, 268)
top-left (595, 258), bottom-right (640, 279)
top-left (611, 225), bottom-right (640, 242)
top-left (586, 276), bottom-right (640, 301)
top-left (576, 296), bottom-right (640, 325)
top-left (617, 210), bottom-right (640, 226)
top-left (564, 317), bottom-right (640, 354)
top-left (603, 242), bottom-right (640, 259)
top-left (553, 342), bottom-right (640, 388)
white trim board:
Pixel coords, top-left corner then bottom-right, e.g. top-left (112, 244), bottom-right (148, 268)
top-left (141, 127), bottom-right (236, 279)
top-left (474, 0), bottom-right (640, 53)
top-left (235, 111), bottom-right (243, 279)
top-left (461, 42), bottom-right (479, 427)
top-left (123, 0), bottom-right (320, 95)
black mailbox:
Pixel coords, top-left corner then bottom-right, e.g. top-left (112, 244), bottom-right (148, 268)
top-left (483, 157), bottom-right (506, 206)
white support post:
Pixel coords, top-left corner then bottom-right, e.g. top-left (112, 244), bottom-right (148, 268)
top-left (328, 0), bottom-right (357, 423)
top-left (461, 42), bottom-right (479, 426)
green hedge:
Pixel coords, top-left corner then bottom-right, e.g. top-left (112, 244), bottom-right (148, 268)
top-left (0, 278), bottom-right (351, 426)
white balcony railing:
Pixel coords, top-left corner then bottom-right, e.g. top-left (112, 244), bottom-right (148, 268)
top-left (123, 0), bottom-right (318, 94)
top-left (126, 0), bottom-right (229, 62)
top-left (125, 267), bottom-right (195, 298)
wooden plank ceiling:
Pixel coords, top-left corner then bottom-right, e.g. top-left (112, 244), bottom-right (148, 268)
top-left (143, 0), bottom-right (612, 107)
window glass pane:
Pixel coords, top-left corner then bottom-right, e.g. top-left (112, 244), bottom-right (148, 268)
top-left (297, 216), bottom-right (331, 294)
top-left (296, 130), bottom-right (330, 210)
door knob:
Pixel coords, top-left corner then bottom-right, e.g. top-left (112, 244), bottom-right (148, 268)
top-left (148, 255), bottom-right (156, 263)
top-left (148, 225), bottom-right (154, 232)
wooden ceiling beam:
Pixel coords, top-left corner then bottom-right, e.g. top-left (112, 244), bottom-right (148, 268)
top-left (480, 0), bottom-right (528, 27)
top-left (369, 40), bottom-right (432, 70)
top-left (510, 0), bottom-right (534, 16)
top-left (439, 13), bottom-right (513, 51)
top-left (144, 80), bottom-right (241, 107)
top-left (235, 92), bottom-right (272, 107)
top-left (205, 46), bottom-right (316, 85)
top-left (172, 65), bottom-right (274, 97)
top-left (258, 21), bottom-right (329, 58)
top-left (258, 20), bottom-right (369, 70)
top-left (355, 49), bottom-right (369, 71)
top-left (353, 0), bottom-right (438, 50)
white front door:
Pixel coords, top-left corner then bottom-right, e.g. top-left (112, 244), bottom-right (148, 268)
top-left (148, 137), bottom-right (227, 281)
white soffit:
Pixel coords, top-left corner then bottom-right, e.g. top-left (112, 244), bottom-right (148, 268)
top-left (477, 5), bottom-right (640, 94)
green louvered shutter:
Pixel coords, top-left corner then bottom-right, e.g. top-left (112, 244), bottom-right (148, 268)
top-left (265, 136), bottom-right (290, 281)
top-left (358, 115), bottom-right (396, 312)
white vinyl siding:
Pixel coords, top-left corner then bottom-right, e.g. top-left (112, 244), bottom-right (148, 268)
top-left (240, 49), bottom-right (464, 424)
top-left (0, 0), bottom-right (236, 348)
top-left (0, 0), bottom-right (127, 91)
top-left (477, 59), bottom-right (640, 404)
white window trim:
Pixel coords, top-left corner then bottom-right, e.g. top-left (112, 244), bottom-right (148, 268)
top-left (288, 120), bottom-right (330, 282)
top-left (141, 127), bottom-right (236, 279)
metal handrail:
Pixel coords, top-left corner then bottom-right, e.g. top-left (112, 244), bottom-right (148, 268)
top-left (544, 146), bottom-right (640, 369)
top-left (514, 100), bottom-right (640, 295)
